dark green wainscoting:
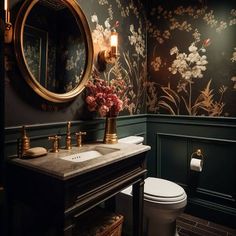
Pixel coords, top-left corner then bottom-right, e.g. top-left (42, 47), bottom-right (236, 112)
top-left (146, 114), bottom-right (236, 228)
top-left (3, 114), bottom-right (236, 230)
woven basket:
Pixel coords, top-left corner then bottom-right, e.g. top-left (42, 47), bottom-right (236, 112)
top-left (75, 207), bottom-right (124, 236)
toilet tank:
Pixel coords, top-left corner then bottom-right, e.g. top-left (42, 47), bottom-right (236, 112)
top-left (118, 136), bottom-right (144, 145)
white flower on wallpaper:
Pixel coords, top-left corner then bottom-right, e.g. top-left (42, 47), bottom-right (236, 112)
top-left (216, 21), bottom-right (228, 33)
top-left (108, 5), bottom-right (113, 20)
top-left (149, 39), bottom-right (227, 116)
top-left (203, 10), bottom-right (218, 28)
top-left (174, 6), bottom-right (201, 17)
top-left (115, 0), bottom-right (140, 18)
top-left (91, 14), bottom-right (98, 23)
top-left (231, 77), bottom-right (236, 89)
top-left (23, 44), bottom-right (40, 81)
top-left (128, 24), bottom-right (145, 57)
top-left (230, 9), bottom-right (236, 25)
top-left (231, 48), bottom-right (236, 62)
top-left (91, 14), bottom-right (112, 51)
top-left (170, 19), bottom-right (192, 32)
top-left (192, 29), bottom-right (201, 43)
top-left (98, 0), bottom-right (108, 5)
top-left (203, 10), bottom-right (236, 32)
top-left (115, 0), bottom-right (129, 17)
top-left (169, 42), bottom-right (208, 80)
top-left (65, 57), bottom-right (75, 71)
top-left (231, 48), bottom-right (236, 90)
top-left (231, 9), bottom-right (236, 16)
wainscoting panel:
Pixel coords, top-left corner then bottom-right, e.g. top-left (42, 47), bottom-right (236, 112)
top-left (157, 133), bottom-right (188, 187)
top-left (191, 138), bottom-right (236, 206)
top-left (147, 115), bottom-right (236, 228)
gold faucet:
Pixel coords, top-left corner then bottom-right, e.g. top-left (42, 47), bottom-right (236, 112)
top-left (65, 121), bottom-right (72, 150)
top-left (75, 131), bottom-right (87, 147)
top-left (48, 135), bottom-right (61, 153)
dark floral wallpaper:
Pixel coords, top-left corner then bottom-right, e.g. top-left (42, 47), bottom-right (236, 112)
top-left (5, 0), bottom-right (236, 127)
top-left (5, 0), bottom-right (147, 126)
top-left (147, 0), bottom-right (236, 117)
top-left (87, 0), bottom-right (147, 115)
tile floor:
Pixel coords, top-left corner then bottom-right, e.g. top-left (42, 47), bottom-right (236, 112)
top-left (177, 213), bottom-right (236, 236)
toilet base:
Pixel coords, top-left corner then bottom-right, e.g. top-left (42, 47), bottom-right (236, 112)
top-left (116, 193), bottom-right (184, 236)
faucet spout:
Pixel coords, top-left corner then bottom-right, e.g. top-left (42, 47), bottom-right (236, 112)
top-left (66, 121), bottom-right (72, 150)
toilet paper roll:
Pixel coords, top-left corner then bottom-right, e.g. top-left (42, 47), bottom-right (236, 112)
top-left (190, 158), bottom-right (203, 172)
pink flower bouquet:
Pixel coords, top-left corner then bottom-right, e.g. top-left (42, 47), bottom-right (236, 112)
top-left (85, 76), bottom-right (124, 117)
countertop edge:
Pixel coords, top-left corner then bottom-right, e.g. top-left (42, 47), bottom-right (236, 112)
top-left (8, 144), bottom-right (151, 180)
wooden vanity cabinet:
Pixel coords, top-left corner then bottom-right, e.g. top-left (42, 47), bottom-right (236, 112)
top-left (6, 152), bottom-right (148, 236)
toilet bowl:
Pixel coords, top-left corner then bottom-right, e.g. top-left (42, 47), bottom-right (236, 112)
top-left (117, 136), bottom-right (187, 236)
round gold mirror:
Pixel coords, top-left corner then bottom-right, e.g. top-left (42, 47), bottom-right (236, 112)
top-left (14, 0), bottom-right (93, 103)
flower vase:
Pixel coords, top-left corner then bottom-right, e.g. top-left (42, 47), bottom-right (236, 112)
top-left (103, 117), bottom-right (118, 144)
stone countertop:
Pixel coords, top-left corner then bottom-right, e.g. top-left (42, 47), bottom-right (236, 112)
top-left (9, 142), bottom-right (151, 180)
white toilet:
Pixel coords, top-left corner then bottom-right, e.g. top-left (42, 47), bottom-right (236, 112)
top-left (117, 136), bottom-right (187, 236)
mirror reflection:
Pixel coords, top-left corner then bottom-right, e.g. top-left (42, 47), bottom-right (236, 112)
top-left (23, 0), bottom-right (86, 94)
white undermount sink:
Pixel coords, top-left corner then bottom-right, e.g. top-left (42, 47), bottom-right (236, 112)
top-left (60, 146), bottom-right (119, 162)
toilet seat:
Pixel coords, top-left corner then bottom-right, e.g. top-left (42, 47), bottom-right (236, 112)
top-left (144, 177), bottom-right (186, 203)
top-left (120, 177), bottom-right (186, 204)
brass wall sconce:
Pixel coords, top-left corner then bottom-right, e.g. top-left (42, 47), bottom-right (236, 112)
top-left (4, 0), bottom-right (13, 43)
top-left (97, 31), bottom-right (118, 71)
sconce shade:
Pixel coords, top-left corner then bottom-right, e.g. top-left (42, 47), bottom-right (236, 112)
top-left (4, 0), bottom-right (8, 10)
top-left (110, 31), bottom-right (118, 56)
top-left (111, 31), bottom-right (118, 47)
top-left (4, 0), bottom-right (10, 23)
top-left (97, 31), bottom-right (118, 71)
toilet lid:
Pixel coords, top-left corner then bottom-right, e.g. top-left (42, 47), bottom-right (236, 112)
top-left (144, 177), bottom-right (186, 203)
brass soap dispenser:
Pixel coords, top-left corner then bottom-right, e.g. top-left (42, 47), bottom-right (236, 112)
top-left (21, 125), bottom-right (30, 156)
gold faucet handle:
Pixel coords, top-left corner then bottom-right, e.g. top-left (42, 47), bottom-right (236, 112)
top-left (48, 135), bottom-right (61, 153)
top-left (75, 132), bottom-right (87, 147)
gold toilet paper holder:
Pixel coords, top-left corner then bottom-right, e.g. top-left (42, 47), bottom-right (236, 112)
top-left (190, 149), bottom-right (204, 161)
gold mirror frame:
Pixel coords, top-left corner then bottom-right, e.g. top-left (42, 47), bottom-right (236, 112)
top-left (14, 0), bottom-right (93, 103)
